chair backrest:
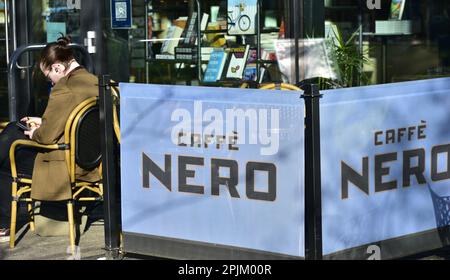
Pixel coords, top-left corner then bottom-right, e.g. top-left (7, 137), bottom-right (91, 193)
top-left (111, 83), bottom-right (121, 143)
top-left (258, 83), bottom-right (302, 91)
top-left (75, 104), bottom-right (101, 171)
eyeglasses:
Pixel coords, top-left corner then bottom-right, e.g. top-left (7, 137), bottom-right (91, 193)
top-left (43, 69), bottom-right (55, 86)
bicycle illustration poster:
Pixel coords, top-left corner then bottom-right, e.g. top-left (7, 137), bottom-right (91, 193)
top-left (227, 0), bottom-right (257, 35)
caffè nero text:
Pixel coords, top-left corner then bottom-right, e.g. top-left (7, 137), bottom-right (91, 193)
top-left (142, 153), bottom-right (276, 201)
top-left (342, 121), bottom-right (450, 199)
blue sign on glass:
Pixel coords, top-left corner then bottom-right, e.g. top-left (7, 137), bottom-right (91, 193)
top-left (111, 0), bottom-right (132, 29)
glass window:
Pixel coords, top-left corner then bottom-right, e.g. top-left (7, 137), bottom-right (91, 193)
top-left (325, 0), bottom-right (450, 86)
top-left (27, 0), bottom-right (83, 117)
top-left (120, 0), bottom-right (286, 87)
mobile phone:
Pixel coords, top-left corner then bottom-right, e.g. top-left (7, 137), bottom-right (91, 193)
top-left (16, 121), bottom-right (30, 131)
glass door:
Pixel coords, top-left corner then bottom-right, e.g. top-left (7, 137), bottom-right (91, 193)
top-left (24, 0), bottom-right (102, 117)
top-left (28, 0), bottom-right (83, 116)
top-left (0, 0), bottom-right (10, 121)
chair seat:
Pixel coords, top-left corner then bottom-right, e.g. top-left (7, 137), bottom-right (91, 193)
top-left (0, 170), bottom-right (31, 180)
top-left (17, 173), bottom-right (32, 180)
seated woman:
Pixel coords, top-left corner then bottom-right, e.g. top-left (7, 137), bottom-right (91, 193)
top-left (0, 36), bottom-right (100, 241)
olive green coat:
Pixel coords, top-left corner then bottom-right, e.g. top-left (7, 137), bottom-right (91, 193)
top-left (31, 68), bottom-right (100, 201)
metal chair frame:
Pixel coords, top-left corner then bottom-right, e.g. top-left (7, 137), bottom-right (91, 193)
top-left (258, 83), bottom-right (302, 91)
top-left (8, 96), bottom-right (102, 250)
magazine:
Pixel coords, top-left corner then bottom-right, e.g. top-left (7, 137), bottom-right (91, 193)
top-left (243, 49), bottom-right (257, 81)
top-left (160, 25), bottom-right (184, 54)
top-left (225, 45), bottom-right (250, 79)
top-left (389, 0), bottom-right (406, 20)
top-left (227, 0), bottom-right (257, 35)
top-left (203, 49), bottom-right (228, 82)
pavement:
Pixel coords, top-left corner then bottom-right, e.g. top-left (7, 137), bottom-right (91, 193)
top-left (0, 202), bottom-right (107, 260)
top-left (0, 203), bottom-right (449, 260)
top-left (0, 221), bottom-right (106, 260)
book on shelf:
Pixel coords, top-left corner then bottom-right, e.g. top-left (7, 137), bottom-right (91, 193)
top-left (389, 0), bottom-right (406, 20)
top-left (205, 22), bottom-right (226, 47)
top-left (174, 16), bottom-right (188, 29)
top-left (264, 10), bottom-right (278, 29)
top-left (200, 47), bottom-right (215, 61)
top-left (243, 64), bottom-right (257, 81)
top-left (243, 48), bottom-right (257, 81)
top-left (200, 13), bottom-right (209, 31)
top-left (225, 45), bottom-right (250, 79)
top-left (175, 46), bottom-right (196, 60)
top-left (160, 25), bottom-right (184, 55)
top-left (227, 0), bottom-right (257, 35)
top-left (278, 19), bottom-right (285, 39)
top-left (181, 12), bottom-right (198, 46)
top-left (216, 19), bottom-right (228, 30)
top-left (181, 13), bottom-right (210, 47)
top-left (174, 47), bottom-right (215, 61)
top-left (203, 49), bottom-right (228, 83)
top-left (260, 48), bottom-right (276, 61)
top-left (155, 54), bottom-right (175, 60)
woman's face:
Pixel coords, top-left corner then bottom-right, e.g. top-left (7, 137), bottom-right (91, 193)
top-left (40, 62), bottom-right (67, 85)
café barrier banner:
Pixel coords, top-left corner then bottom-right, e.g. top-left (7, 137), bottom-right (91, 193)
top-left (120, 84), bottom-right (305, 257)
top-left (320, 77), bottom-right (450, 255)
top-left (121, 77), bottom-right (450, 258)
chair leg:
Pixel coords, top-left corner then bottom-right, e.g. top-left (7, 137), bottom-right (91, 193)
top-left (27, 202), bottom-right (35, 232)
top-left (9, 200), bottom-right (18, 249)
top-left (9, 180), bottom-right (19, 249)
top-left (67, 200), bottom-right (76, 253)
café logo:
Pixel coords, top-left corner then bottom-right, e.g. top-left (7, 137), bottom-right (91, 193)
top-left (341, 121), bottom-right (450, 199)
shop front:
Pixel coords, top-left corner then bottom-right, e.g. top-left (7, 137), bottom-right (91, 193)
top-left (3, 0), bottom-right (450, 121)
top-left (3, 0), bottom-right (450, 259)
top-left (112, 0), bottom-right (450, 259)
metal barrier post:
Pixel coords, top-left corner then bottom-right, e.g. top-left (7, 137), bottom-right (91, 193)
top-left (301, 83), bottom-right (323, 260)
top-left (99, 74), bottom-right (121, 259)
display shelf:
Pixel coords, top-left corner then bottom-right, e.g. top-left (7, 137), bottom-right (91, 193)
top-left (145, 0), bottom-right (283, 86)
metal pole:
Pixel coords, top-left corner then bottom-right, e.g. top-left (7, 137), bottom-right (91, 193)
top-left (301, 83), bottom-right (323, 260)
top-left (256, 0), bottom-right (260, 82)
top-left (11, 0), bottom-right (16, 51)
top-left (358, 1), bottom-right (363, 86)
top-left (99, 75), bottom-right (121, 259)
top-left (382, 37), bottom-right (387, 84)
top-left (294, 0), bottom-right (301, 84)
top-left (5, 0), bottom-right (9, 64)
top-left (145, 0), bottom-right (149, 84)
top-left (195, 0), bottom-right (201, 81)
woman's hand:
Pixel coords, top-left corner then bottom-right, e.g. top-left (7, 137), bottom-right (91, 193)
top-left (24, 126), bottom-right (38, 139)
top-left (21, 117), bottom-right (42, 128)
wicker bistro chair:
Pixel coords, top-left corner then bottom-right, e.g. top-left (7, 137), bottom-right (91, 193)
top-left (0, 122), bottom-right (8, 132)
top-left (258, 83), bottom-right (302, 91)
top-left (8, 96), bottom-right (102, 249)
top-left (111, 83), bottom-right (120, 143)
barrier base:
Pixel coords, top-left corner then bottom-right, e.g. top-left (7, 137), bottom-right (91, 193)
top-left (122, 232), bottom-right (302, 260)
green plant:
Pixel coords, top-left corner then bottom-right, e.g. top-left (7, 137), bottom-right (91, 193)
top-left (331, 26), bottom-right (371, 88)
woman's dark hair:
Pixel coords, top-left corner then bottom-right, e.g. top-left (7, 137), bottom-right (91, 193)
top-left (39, 35), bottom-right (74, 70)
